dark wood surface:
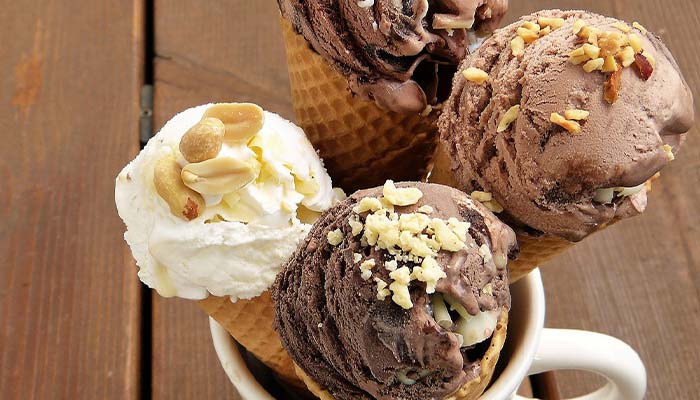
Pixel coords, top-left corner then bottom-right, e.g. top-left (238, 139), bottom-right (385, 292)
top-left (0, 0), bottom-right (144, 398)
top-left (2, 0), bottom-right (698, 399)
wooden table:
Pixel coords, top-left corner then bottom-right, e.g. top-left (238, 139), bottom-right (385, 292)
top-left (1, 1), bottom-right (697, 399)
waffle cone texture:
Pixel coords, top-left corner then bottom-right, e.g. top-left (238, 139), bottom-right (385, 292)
top-left (280, 17), bottom-right (439, 193)
top-left (197, 291), bottom-right (302, 386)
top-left (294, 310), bottom-right (508, 400)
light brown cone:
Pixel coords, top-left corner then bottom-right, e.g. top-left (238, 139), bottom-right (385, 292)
top-left (280, 17), bottom-right (439, 193)
top-left (428, 142), bottom-right (655, 282)
top-left (294, 310), bottom-right (508, 400)
top-left (197, 291), bottom-right (303, 387)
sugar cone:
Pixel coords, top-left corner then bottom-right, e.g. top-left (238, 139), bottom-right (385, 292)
top-left (294, 310), bottom-right (508, 400)
top-left (280, 17), bottom-right (439, 193)
top-left (429, 142), bottom-right (655, 282)
top-left (198, 291), bottom-right (303, 387)
top-left (506, 234), bottom-right (574, 282)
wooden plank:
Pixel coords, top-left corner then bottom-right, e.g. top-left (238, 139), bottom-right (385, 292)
top-left (150, 1), bottom-right (290, 398)
top-left (508, 1), bottom-right (700, 399)
top-left (151, 297), bottom-right (240, 399)
top-left (152, 0), bottom-right (292, 130)
top-left (0, 1), bottom-right (144, 399)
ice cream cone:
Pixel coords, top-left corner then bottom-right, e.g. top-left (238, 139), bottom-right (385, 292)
top-left (280, 17), bottom-right (439, 193)
top-left (198, 291), bottom-right (302, 387)
top-left (429, 142), bottom-right (655, 283)
top-left (294, 310), bottom-right (508, 400)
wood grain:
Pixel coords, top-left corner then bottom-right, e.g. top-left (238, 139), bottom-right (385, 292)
top-left (152, 296), bottom-right (240, 399)
top-left (148, 1), bottom-right (699, 399)
top-left (507, 1), bottom-right (700, 399)
top-left (152, 0), bottom-right (292, 130)
top-left (0, 1), bottom-right (144, 398)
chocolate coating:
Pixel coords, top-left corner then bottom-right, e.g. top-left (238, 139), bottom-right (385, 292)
top-left (439, 10), bottom-right (694, 241)
top-left (278, 0), bottom-right (509, 113)
top-left (273, 183), bottom-right (517, 400)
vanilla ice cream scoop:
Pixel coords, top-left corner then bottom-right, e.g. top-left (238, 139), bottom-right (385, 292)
top-left (115, 103), bottom-right (343, 301)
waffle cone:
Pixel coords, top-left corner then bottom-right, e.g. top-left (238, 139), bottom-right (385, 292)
top-left (506, 233), bottom-right (575, 282)
top-left (280, 17), bottom-right (439, 193)
top-left (198, 291), bottom-right (302, 387)
top-left (294, 310), bottom-right (508, 400)
top-left (429, 142), bottom-right (655, 282)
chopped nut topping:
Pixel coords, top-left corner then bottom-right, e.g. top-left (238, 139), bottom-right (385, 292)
top-left (582, 43), bottom-right (601, 59)
top-left (538, 16), bottom-right (565, 30)
top-left (375, 278), bottom-right (390, 301)
top-left (389, 267), bottom-right (413, 309)
top-left (497, 105), bottom-right (520, 132)
top-left (569, 21), bottom-right (654, 105)
top-left (570, 54), bottom-right (590, 65)
top-left (470, 191), bottom-right (492, 202)
top-left (632, 21), bottom-right (648, 34)
top-left (604, 69), bottom-right (623, 104)
top-left (348, 217), bottom-right (364, 236)
top-left (462, 67), bottom-right (489, 84)
top-left (564, 109), bottom-right (590, 120)
top-left (327, 229), bottom-right (343, 246)
top-left (612, 21), bottom-right (631, 33)
top-left (551, 112), bottom-right (582, 133)
top-left (399, 213), bottom-right (431, 234)
top-left (573, 19), bottom-right (586, 35)
top-left (628, 34), bottom-right (643, 53)
top-left (634, 53), bottom-right (654, 80)
top-left (602, 55), bottom-right (619, 72)
top-left (583, 58), bottom-right (605, 72)
top-left (539, 25), bottom-right (552, 36)
top-left (517, 27), bottom-right (539, 44)
top-left (578, 25), bottom-right (601, 42)
top-left (570, 46), bottom-right (586, 57)
top-left (619, 46), bottom-right (636, 67)
top-left (642, 50), bottom-right (655, 66)
top-left (353, 197), bottom-right (383, 213)
top-left (349, 183), bottom-right (485, 310)
top-left (411, 256), bottom-right (446, 294)
top-left (431, 218), bottom-right (464, 251)
top-left (663, 144), bottom-right (675, 161)
top-left (598, 31), bottom-right (626, 57)
top-left (359, 259), bottom-right (376, 280)
top-left (511, 36), bottom-right (525, 56)
top-left (383, 180), bottom-right (423, 206)
top-left (521, 21), bottom-right (540, 32)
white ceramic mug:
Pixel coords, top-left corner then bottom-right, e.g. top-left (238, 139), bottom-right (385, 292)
top-left (209, 269), bottom-right (646, 400)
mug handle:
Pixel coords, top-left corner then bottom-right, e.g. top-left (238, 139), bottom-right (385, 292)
top-left (515, 328), bottom-right (646, 400)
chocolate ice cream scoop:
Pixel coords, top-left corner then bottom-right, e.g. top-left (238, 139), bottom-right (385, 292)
top-left (277, 0), bottom-right (509, 113)
top-left (274, 181), bottom-right (517, 400)
top-left (438, 9), bottom-right (694, 241)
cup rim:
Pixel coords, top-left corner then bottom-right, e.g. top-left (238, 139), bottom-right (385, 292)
top-left (210, 269), bottom-right (545, 400)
